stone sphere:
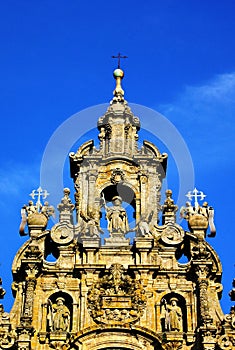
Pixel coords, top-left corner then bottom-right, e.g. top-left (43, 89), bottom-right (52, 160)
top-left (113, 68), bottom-right (124, 79)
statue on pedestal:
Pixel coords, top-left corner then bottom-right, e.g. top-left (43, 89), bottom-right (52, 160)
top-left (103, 196), bottom-right (129, 234)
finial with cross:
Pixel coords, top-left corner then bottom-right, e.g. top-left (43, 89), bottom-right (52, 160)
top-left (30, 186), bottom-right (49, 212)
top-left (186, 188), bottom-right (206, 211)
top-left (112, 53), bottom-right (128, 69)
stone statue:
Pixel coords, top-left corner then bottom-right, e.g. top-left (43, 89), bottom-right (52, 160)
top-left (132, 213), bottom-right (152, 237)
top-left (162, 189), bottom-right (178, 224)
top-left (48, 297), bottom-right (70, 332)
top-left (180, 198), bottom-right (216, 237)
top-left (19, 197), bottom-right (55, 236)
top-left (25, 200), bottom-right (38, 215)
top-left (80, 210), bottom-right (104, 237)
top-left (41, 201), bottom-right (55, 219)
top-left (161, 298), bottom-right (183, 332)
top-left (103, 196), bottom-right (129, 233)
top-left (180, 201), bottom-right (195, 219)
top-left (199, 201), bottom-right (216, 237)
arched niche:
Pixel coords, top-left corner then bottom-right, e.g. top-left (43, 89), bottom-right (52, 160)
top-left (100, 184), bottom-right (136, 239)
top-left (47, 292), bottom-right (73, 332)
top-left (160, 293), bottom-right (187, 333)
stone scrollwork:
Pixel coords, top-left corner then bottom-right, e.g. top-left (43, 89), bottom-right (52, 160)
top-left (50, 224), bottom-right (74, 245)
top-left (217, 335), bottom-right (233, 350)
top-left (87, 264), bottom-right (146, 324)
top-left (224, 306), bottom-right (235, 329)
top-left (160, 224), bottom-right (184, 246)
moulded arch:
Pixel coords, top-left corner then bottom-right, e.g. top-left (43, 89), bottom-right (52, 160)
top-left (72, 325), bottom-right (162, 350)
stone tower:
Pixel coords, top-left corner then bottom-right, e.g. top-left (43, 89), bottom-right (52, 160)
top-left (0, 68), bottom-right (234, 350)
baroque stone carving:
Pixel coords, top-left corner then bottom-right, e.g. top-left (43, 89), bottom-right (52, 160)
top-left (19, 187), bottom-right (55, 236)
top-left (191, 241), bottom-right (211, 260)
top-left (217, 335), bottom-right (233, 350)
top-left (224, 306), bottom-right (235, 329)
top-left (0, 305), bottom-right (15, 349)
top-left (87, 264), bottom-right (146, 324)
top-left (47, 297), bottom-right (70, 332)
top-left (162, 341), bottom-right (183, 350)
top-left (110, 168), bottom-right (125, 184)
top-left (80, 210), bottom-right (104, 237)
top-left (162, 189), bottom-right (178, 224)
top-left (132, 213), bottom-right (153, 237)
top-left (160, 298), bottom-right (183, 332)
top-left (180, 188), bottom-right (216, 236)
top-left (160, 224), bottom-right (184, 245)
top-left (104, 196), bottom-right (129, 234)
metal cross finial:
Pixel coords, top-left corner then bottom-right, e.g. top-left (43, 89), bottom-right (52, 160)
top-left (186, 188), bottom-right (206, 210)
top-left (112, 53), bottom-right (128, 69)
top-left (30, 186), bottom-right (49, 212)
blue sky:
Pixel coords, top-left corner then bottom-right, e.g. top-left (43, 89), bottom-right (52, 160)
top-left (0, 1), bottom-right (235, 313)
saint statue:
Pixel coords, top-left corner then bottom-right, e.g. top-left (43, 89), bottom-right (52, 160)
top-left (104, 196), bottom-right (129, 233)
top-left (48, 297), bottom-right (70, 332)
top-left (160, 298), bottom-right (183, 332)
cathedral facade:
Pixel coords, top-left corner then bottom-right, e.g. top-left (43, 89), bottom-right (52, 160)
top-left (0, 68), bottom-right (234, 350)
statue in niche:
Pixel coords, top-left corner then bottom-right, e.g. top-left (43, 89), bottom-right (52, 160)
top-left (160, 298), bottom-right (183, 332)
top-left (47, 297), bottom-right (70, 332)
top-left (102, 195), bottom-right (129, 233)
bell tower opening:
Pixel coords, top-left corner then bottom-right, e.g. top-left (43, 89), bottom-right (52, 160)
top-left (100, 184), bottom-right (136, 243)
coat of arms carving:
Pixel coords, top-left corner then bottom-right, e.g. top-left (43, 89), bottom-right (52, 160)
top-left (87, 264), bottom-right (146, 324)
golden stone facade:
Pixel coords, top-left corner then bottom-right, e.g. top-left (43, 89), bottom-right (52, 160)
top-left (0, 68), bottom-right (234, 350)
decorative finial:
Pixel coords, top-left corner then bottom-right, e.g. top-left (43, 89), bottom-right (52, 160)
top-left (30, 186), bottom-right (49, 212)
top-left (180, 188), bottom-right (216, 237)
top-left (111, 53), bottom-right (127, 100)
top-left (186, 188), bottom-right (206, 212)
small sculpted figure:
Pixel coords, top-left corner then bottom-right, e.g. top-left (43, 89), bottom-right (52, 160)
top-left (41, 201), bottom-right (55, 219)
top-left (180, 201), bottom-right (195, 219)
top-left (132, 213), bottom-right (152, 237)
top-left (104, 196), bottom-right (129, 233)
top-left (48, 297), bottom-right (70, 332)
top-left (80, 210), bottom-right (104, 237)
top-left (161, 298), bottom-right (183, 332)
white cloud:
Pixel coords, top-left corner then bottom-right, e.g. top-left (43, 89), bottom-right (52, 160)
top-left (158, 72), bottom-right (235, 167)
top-left (0, 161), bottom-right (40, 207)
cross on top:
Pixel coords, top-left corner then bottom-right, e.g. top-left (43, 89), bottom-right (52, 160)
top-left (112, 53), bottom-right (128, 69)
top-left (30, 186), bottom-right (49, 212)
top-left (186, 188), bottom-right (206, 210)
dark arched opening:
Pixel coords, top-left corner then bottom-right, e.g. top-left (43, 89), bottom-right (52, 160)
top-left (100, 184), bottom-right (136, 243)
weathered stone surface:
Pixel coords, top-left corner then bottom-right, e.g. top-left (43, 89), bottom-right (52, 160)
top-left (0, 68), bottom-right (232, 349)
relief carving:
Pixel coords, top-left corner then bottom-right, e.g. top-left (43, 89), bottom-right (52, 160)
top-left (87, 264), bottom-right (146, 324)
